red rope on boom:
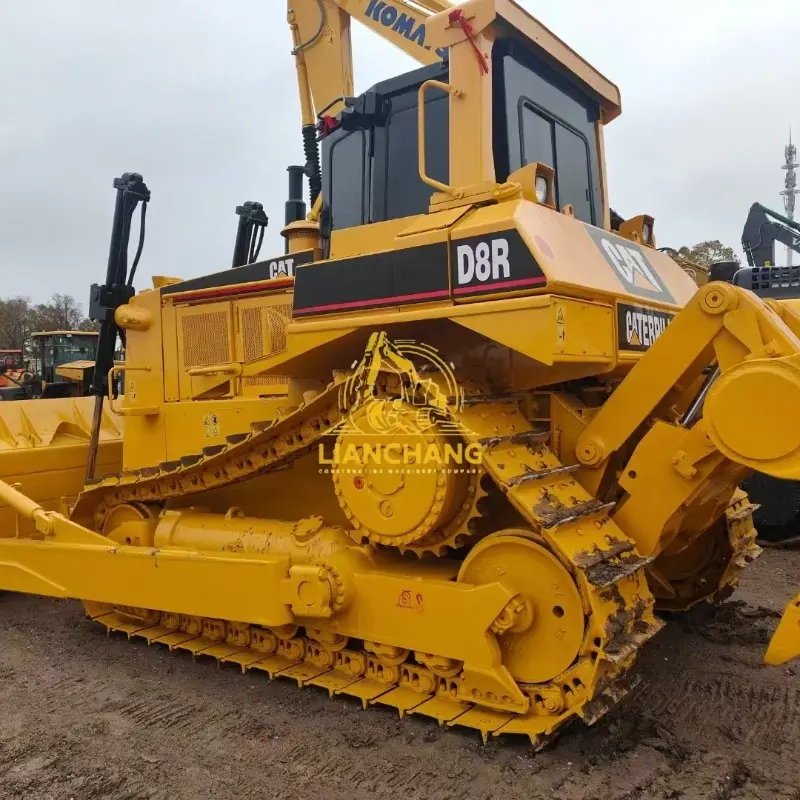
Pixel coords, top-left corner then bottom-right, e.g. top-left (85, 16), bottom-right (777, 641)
top-left (448, 9), bottom-right (489, 75)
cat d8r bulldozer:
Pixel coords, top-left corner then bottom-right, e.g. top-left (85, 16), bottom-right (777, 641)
top-left (1, 0), bottom-right (800, 749)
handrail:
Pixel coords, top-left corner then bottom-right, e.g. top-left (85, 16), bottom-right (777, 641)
top-left (107, 365), bottom-right (158, 417)
top-left (417, 79), bottom-right (462, 195)
top-left (186, 363), bottom-right (244, 378)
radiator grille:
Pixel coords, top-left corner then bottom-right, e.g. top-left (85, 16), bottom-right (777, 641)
top-left (241, 307), bottom-right (264, 362)
top-left (181, 311), bottom-right (230, 368)
top-left (241, 302), bottom-right (291, 388)
top-left (245, 374), bottom-right (289, 387)
top-left (266, 304), bottom-right (291, 353)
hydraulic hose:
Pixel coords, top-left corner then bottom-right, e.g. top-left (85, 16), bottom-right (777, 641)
top-left (303, 125), bottom-right (322, 207)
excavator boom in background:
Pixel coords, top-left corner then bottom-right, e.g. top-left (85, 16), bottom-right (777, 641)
top-left (0, 0), bottom-right (798, 750)
top-left (742, 202), bottom-right (800, 269)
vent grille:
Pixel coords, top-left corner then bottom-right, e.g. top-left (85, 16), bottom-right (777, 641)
top-left (266, 304), bottom-right (291, 354)
top-left (241, 302), bottom-right (291, 389)
top-left (241, 307), bottom-right (264, 362)
top-left (245, 375), bottom-right (289, 387)
top-left (181, 311), bottom-right (230, 368)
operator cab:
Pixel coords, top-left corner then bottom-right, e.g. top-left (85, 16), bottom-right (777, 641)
top-left (32, 331), bottom-right (100, 398)
top-left (321, 35), bottom-right (607, 239)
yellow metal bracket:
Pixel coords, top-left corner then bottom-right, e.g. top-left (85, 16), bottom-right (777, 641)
top-left (669, 419), bottom-right (718, 480)
top-left (108, 365), bottom-right (159, 417)
top-left (280, 564), bottom-right (333, 619)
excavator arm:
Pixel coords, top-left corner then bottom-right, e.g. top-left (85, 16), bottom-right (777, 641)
top-left (287, 0), bottom-right (449, 207)
top-left (288, 0), bottom-right (448, 127)
top-left (742, 202), bottom-right (800, 268)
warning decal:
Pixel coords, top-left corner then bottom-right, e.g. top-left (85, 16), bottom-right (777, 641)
top-left (618, 303), bottom-right (675, 351)
top-left (555, 305), bottom-right (566, 344)
top-left (203, 413), bottom-right (221, 438)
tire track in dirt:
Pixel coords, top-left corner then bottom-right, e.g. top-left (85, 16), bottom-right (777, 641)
top-left (110, 695), bottom-right (214, 734)
top-left (639, 670), bottom-right (800, 746)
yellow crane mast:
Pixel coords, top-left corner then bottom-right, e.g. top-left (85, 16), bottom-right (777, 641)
top-left (0, 0), bottom-right (798, 749)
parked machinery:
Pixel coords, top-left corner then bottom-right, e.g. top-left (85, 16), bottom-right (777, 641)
top-left (0, 349), bottom-right (28, 401)
top-left (31, 330), bottom-right (100, 398)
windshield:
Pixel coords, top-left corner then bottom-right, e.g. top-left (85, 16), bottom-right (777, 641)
top-left (42, 335), bottom-right (98, 367)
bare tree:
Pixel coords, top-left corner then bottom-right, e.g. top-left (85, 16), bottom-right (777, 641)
top-left (32, 294), bottom-right (84, 332)
top-left (77, 317), bottom-right (100, 332)
top-left (0, 293), bottom-right (95, 354)
top-left (0, 296), bottom-right (35, 351)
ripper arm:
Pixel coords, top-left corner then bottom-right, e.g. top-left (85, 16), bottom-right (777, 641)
top-left (578, 281), bottom-right (800, 481)
top-left (570, 282), bottom-right (800, 559)
top-left (567, 281), bottom-right (800, 667)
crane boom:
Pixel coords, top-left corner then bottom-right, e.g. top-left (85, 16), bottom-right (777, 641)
top-left (338, 0), bottom-right (450, 63)
top-left (289, 0), bottom-right (448, 129)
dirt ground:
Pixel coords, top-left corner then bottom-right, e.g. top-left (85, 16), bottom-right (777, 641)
top-left (0, 550), bottom-right (798, 800)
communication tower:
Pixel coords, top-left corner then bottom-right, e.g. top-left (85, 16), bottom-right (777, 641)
top-left (781, 130), bottom-right (799, 266)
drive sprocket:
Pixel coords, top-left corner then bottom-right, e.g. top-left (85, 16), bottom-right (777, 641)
top-left (331, 400), bottom-right (487, 556)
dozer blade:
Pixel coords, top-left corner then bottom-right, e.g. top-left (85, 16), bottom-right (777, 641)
top-left (765, 595), bottom-right (800, 666)
top-left (0, 397), bottom-right (122, 536)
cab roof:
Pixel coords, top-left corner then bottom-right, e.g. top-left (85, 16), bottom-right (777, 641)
top-left (494, 0), bottom-right (621, 121)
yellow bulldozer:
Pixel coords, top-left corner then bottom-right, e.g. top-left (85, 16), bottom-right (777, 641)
top-left (0, 0), bottom-right (798, 748)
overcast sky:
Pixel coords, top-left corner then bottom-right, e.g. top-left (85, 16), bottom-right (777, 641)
top-left (1, 1), bottom-right (798, 307)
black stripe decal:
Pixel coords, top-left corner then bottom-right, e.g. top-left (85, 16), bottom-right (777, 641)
top-left (293, 243), bottom-right (449, 316)
top-left (162, 250), bottom-right (315, 296)
top-left (449, 230), bottom-right (546, 297)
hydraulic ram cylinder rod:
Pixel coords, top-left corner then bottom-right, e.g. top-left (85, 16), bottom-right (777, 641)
top-left (0, 478), bottom-right (54, 535)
